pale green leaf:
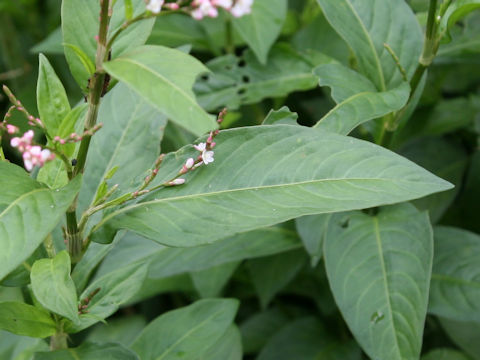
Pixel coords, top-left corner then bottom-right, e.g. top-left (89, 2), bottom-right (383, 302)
top-left (194, 325), bottom-right (242, 360)
top-left (295, 214), bottom-right (331, 266)
top-left (90, 125), bottom-right (452, 247)
top-left (37, 54), bottom-right (71, 137)
top-left (191, 262), bottom-right (240, 298)
top-left (0, 164), bottom-right (81, 281)
top-left (262, 106), bottom-right (298, 125)
top-left (102, 46), bottom-right (217, 136)
top-left (34, 342), bottom-right (139, 360)
top-left (0, 330), bottom-right (48, 359)
top-left (37, 158), bottom-right (69, 190)
top-left (429, 226), bottom-right (480, 322)
top-left (0, 302), bottom-right (56, 338)
top-left (316, 0), bottom-right (422, 90)
top-left (231, 0), bottom-right (287, 64)
top-left (30, 251), bottom-right (78, 322)
top-left (439, 0), bottom-right (480, 40)
top-left (323, 203), bottom-right (433, 360)
top-left (131, 299), bottom-right (238, 360)
top-left (62, 0), bottom-right (154, 91)
top-left (86, 316), bottom-right (147, 347)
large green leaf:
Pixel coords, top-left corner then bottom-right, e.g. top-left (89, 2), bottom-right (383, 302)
top-left (0, 330), bottom-right (48, 359)
top-left (130, 299), bottom-right (238, 360)
top-left (34, 342), bottom-right (139, 360)
top-left (86, 316), bottom-right (147, 347)
top-left (191, 262), bottom-right (240, 298)
top-left (295, 214), bottom-right (331, 266)
top-left (102, 45), bottom-right (217, 136)
top-left (0, 163), bottom-right (81, 281)
top-left (194, 325), bottom-right (242, 360)
top-left (439, 317), bottom-right (480, 360)
top-left (37, 54), bottom-right (71, 137)
top-left (323, 203), bottom-right (433, 360)
top-left (429, 227), bottom-right (480, 322)
top-left (316, 0), bottom-right (422, 90)
top-left (90, 125), bottom-right (452, 247)
top-left (78, 83), bottom-right (167, 213)
top-left (30, 251), bottom-right (78, 322)
top-left (231, 0), bottom-right (287, 64)
top-left (62, 0), bottom-right (154, 91)
top-left (195, 45), bottom-right (329, 111)
top-left (0, 302), bottom-right (56, 338)
top-left (66, 261), bottom-right (148, 332)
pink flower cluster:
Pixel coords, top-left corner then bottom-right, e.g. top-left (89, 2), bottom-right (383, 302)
top-left (10, 130), bottom-right (55, 171)
top-left (191, 0), bottom-right (253, 19)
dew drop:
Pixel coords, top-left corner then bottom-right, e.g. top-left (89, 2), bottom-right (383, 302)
top-left (370, 311), bottom-right (384, 324)
top-left (55, 189), bottom-right (60, 192)
top-left (50, 205), bottom-right (55, 209)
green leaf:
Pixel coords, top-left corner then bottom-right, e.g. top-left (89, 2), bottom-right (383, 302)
top-left (231, 0), bottom-right (287, 64)
top-left (262, 106), bottom-right (298, 125)
top-left (0, 330), bottom-right (48, 359)
top-left (62, 0), bottom-right (155, 91)
top-left (295, 214), bottom-right (331, 266)
top-left (323, 203), bottom-right (433, 360)
top-left (194, 325), bottom-right (242, 360)
top-left (314, 82), bottom-right (410, 135)
top-left (195, 44), bottom-right (328, 111)
top-left (102, 46), bottom-right (217, 136)
top-left (0, 302), bottom-right (56, 338)
top-left (191, 262), bottom-right (240, 298)
top-left (1, 244), bottom-right (48, 287)
top-left (439, 0), bottom-right (480, 40)
top-left (316, 0), bottom-right (422, 90)
top-left (66, 261), bottom-right (148, 333)
top-left (130, 299), bottom-right (238, 360)
top-left (90, 125), bottom-right (452, 247)
top-left (0, 164), bottom-right (81, 281)
top-left (31, 27), bottom-right (63, 55)
top-left (57, 104), bottom-right (88, 158)
top-left (439, 317), bottom-right (480, 360)
top-left (37, 159), bottom-right (69, 190)
top-left (77, 83), bottom-right (167, 213)
top-left (86, 316), bottom-right (147, 347)
top-left (124, 0), bottom-right (134, 20)
top-left (247, 249), bottom-right (307, 309)
top-left (37, 54), bottom-right (71, 137)
top-left (30, 251), bottom-right (78, 322)
top-left (34, 342), bottom-right (139, 360)
top-left (422, 349), bottom-right (473, 360)
top-left (429, 226), bottom-right (480, 322)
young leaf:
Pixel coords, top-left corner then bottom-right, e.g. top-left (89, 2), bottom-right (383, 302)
top-left (316, 0), bottom-right (422, 90)
top-left (62, 0), bottom-right (155, 91)
top-left (37, 54), bottom-right (71, 137)
top-left (191, 262), bottom-right (240, 298)
top-left (30, 251), bottom-right (78, 322)
top-left (90, 125), bottom-right (452, 247)
top-left (66, 262), bottom-right (148, 333)
top-left (77, 83), bottom-right (167, 213)
top-left (323, 203), bottom-right (433, 360)
top-left (295, 214), bottom-right (331, 266)
top-left (0, 302), bottom-right (56, 338)
top-left (231, 0), bottom-right (287, 64)
top-left (429, 226), bottom-right (480, 322)
top-left (0, 163), bottom-right (81, 281)
top-left (130, 299), bottom-right (238, 360)
top-left (33, 342), bottom-right (139, 360)
top-left (102, 46), bottom-right (218, 136)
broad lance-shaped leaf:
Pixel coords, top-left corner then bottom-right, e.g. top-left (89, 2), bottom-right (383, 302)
top-left (62, 0), bottom-right (154, 91)
top-left (34, 342), bottom-right (139, 360)
top-left (316, 0), bottom-right (422, 90)
top-left (103, 45), bottom-right (217, 136)
top-left (37, 54), bottom-right (71, 137)
top-left (0, 302), bottom-right (56, 338)
top-left (131, 299), bottom-right (238, 360)
top-left (90, 125), bottom-right (452, 247)
top-left (295, 214), bottom-right (331, 266)
top-left (77, 83), bottom-right (167, 213)
top-left (30, 251), bottom-right (78, 322)
top-left (194, 325), bottom-right (243, 360)
top-left (231, 0), bottom-right (287, 64)
top-left (429, 226), bottom-right (480, 322)
top-left (323, 203), bottom-right (433, 360)
top-left (0, 163), bottom-right (81, 281)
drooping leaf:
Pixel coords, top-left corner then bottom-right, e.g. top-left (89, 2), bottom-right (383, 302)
top-left (429, 226), bottom-right (480, 322)
top-left (102, 45), bottom-right (217, 136)
top-left (231, 0), bottom-right (288, 64)
top-left (191, 261), bottom-right (240, 298)
top-left (37, 54), bottom-right (71, 137)
top-left (90, 125), bottom-right (452, 247)
top-left (33, 342), bottom-right (139, 360)
top-left (77, 83), bottom-right (167, 213)
top-left (130, 299), bottom-right (238, 360)
top-left (194, 325), bottom-right (242, 360)
top-left (439, 317), bottom-right (480, 360)
top-left (0, 163), bottom-right (81, 281)
top-left (30, 251), bottom-right (78, 322)
top-left (316, 0), bottom-right (422, 90)
top-left (247, 249), bottom-right (307, 308)
top-left (66, 261), bottom-right (148, 333)
top-left (62, 0), bottom-right (154, 91)
top-left (323, 203), bottom-right (433, 360)
top-left (295, 214), bottom-right (331, 266)
top-left (0, 302), bottom-right (56, 338)
top-left (195, 45), bottom-right (330, 111)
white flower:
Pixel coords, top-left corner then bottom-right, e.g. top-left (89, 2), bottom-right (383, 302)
top-left (194, 142), bottom-right (207, 152)
top-left (169, 178), bottom-right (186, 185)
top-left (191, 0), bottom-right (218, 19)
top-left (202, 150), bottom-right (214, 164)
top-left (230, 0), bottom-right (253, 17)
top-left (185, 157), bottom-right (195, 169)
top-left (146, 0), bottom-right (164, 14)
top-left (213, 0), bottom-right (233, 8)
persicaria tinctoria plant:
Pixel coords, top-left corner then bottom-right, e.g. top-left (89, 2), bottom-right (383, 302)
top-left (0, 0), bottom-right (479, 358)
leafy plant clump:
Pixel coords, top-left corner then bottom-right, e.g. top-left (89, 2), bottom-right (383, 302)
top-left (0, 0), bottom-right (479, 359)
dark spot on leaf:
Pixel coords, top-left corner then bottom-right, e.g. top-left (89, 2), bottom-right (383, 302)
top-left (339, 217), bottom-right (350, 228)
top-left (238, 59), bottom-right (246, 68)
top-left (242, 75), bottom-right (250, 83)
top-left (237, 88), bottom-right (246, 95)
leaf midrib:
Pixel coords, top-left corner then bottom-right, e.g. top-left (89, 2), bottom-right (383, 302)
top-left (0, 187), bottom-right (50, 219)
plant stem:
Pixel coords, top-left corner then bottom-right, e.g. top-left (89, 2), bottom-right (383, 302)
top-left (225, 18), bottom-right (234, 54)
top-left (50, 321), bottom-right (68, 350)
top-left (65, 0), bottom-right (112, 262)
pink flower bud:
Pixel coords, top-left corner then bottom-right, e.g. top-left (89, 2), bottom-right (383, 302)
top-left (169, 178), bottom-right (185, 186)
top-left (185, 158), bottom-right (195, 169)
top-left (6, 124), bottom-right (19, 134)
